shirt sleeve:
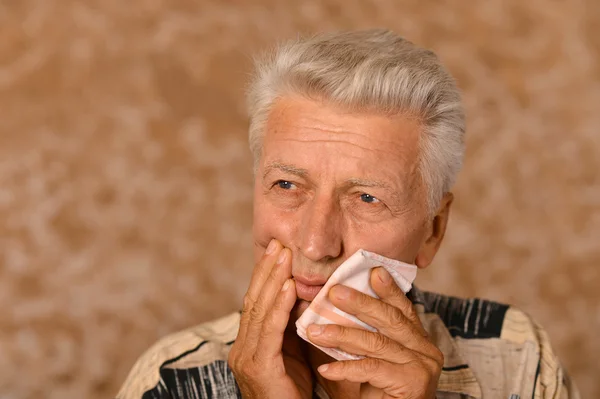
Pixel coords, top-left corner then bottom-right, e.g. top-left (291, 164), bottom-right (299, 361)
top-left (499, 307), bottom-right (581, 399)
top-left (116, 313), bottom-right (242, 399)
top-left (530, 317), bottom-right (581, 399)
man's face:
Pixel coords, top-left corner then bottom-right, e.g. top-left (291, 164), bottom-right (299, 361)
top-left (253, 97), bottom-right (442, 303)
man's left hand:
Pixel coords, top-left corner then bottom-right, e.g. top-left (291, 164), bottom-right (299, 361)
top-left (306, 267), bottom-right (443, 399)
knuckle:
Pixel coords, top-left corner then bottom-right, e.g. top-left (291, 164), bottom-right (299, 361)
top-left (384, 307), bottom-right (411, 336)
top-left (414, 357), bottom-right (438, 384)
top-left (361, 358), bottom-right (381, 374)
top-left (332, 325), bottom-right (347, 341)
top-left (368, 333), bottom-right (388, 354)
top-left (422, 357), bottom-right (435, 371)
top-left (250, 351), bottom-right (269, 371)
top-left (386, 305), bottom-right (404, 326)
top-left (416, 370), bottom-right (430, 387)
top-left (407, 359), bottom-right (432, 384)
top-left (357, 292), bottom-right (373, 310)
top-left (404, 305), bottom-right (421, 324)
top-left (241, 361), bottom-right (257, 377)
top-left (242, 294), bottom-right (254, 314)
top-left (424, 354), bottom-right (442, 375)
top-left (228, 350), bottom-right (244, 373)
top-left (249, 301), bottom-right (268, 323)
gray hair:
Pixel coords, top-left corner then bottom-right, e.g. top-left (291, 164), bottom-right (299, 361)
top-left (247, 29), bottom-right (465, 216)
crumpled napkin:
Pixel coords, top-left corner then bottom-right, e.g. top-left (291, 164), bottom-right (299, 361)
top-left (295, 249), bottom-right (417, 360)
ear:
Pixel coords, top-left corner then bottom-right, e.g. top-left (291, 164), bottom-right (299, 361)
top-left (415, 192), bottom-right (454, 268)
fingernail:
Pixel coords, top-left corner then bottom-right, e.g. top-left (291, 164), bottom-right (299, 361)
top-left (377, 267), bottom-right (391, 284)
top-left (266, 239), bottom-right (277, 255)
top-left (308, 324), bottom-right (324, 336)
top-left (318, 364), bottom-right (329, 373)
top-left (281, 279), bottom-right (291, 292)
top-left (332, 285), bottom-right (350, 300)
top-left (277, 249), bottom-right (287, 264)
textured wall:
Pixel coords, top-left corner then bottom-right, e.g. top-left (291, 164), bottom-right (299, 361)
top-left (0, 1), bottom-right (598, 398)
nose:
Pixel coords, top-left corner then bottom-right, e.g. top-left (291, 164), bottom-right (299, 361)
top-left (298, 193), bottom-right (343, 262)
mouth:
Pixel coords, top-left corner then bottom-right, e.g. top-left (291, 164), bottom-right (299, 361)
top-left (293, 275), bottom-right (328, 301)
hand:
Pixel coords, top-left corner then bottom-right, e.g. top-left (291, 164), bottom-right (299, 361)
top-left (306, 267), bottom-right (443, 399)
top-left (228, 239), bottom-right (313, 399)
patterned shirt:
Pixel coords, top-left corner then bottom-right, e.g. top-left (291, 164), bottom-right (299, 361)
top-left (117, 286), bottom-right (580, 399)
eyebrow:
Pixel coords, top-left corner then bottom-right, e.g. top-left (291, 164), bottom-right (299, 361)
top-left (344, 177), bottom-right (391, 190)
top-left (262, 161), bottom-right (309, 179)
top-left (343, 178), bottom-right (404, 203)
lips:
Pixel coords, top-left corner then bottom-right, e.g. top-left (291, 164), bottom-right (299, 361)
top-left (293, 275), bottom-right (328, 301)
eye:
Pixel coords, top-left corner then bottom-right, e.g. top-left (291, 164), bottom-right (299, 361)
top-left (276, 180), bottom-right (296, 190)
top-left (360, 193), bottom-right (380, 204)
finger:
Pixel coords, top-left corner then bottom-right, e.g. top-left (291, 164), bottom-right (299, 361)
top-left (307, 324), bottom-right (414, 363)
top-left (317, 358), bottom-right (399, 388)
top-left (318, 358), bottom-right (440, 396)
top-left (328, 285), bottom-right (426, 351)
top-left (244, 248), bottom-right (293, 347)
top-left (238, 239), bottom-right (283, 340)
top-left (370, 267), bottom-right (425, 332)
top-left (370, 268), bottom-right (444, 363)
top-left (255, 279), bottom-right (297, 358)
top-left (245, 239), bottom-right (284, 305)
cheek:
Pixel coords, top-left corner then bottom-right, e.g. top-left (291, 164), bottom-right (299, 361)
top-left (253, 193), bottom-right (300, 257)
top-left (346, 219), bottom-right (426, 263)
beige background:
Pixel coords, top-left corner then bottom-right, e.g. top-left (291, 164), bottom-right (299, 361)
top-left (0, 1), bottom-right (598, 398)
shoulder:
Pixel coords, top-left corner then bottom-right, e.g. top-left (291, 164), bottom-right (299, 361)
top-left (411, 288), bottom-right (580, 399)
top-left (412, 287), bottom-right (554, 345)
top-left (116, 312), bottom-right (241, 399)
top-left (411, 288), bottom-right (510, 339)
top-left (497, 305), bottom-right (580, 399)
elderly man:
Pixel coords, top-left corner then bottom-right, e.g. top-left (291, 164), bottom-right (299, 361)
top-left (117, 30), bottom-right (579, 399)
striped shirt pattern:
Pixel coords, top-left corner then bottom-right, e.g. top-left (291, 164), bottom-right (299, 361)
top-left (117, 286), bottom-right (580, 399)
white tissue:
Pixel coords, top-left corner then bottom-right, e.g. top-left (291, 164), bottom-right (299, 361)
top-left (295, 249), bottom-right (417, 360)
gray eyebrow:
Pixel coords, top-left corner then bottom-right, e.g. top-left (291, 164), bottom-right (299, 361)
top-left (262, 161), bottom-right (309, 179)
top-left (343, 178), bottom-right (405, 204)
top-left (344, 177), bottom-right (391, 190)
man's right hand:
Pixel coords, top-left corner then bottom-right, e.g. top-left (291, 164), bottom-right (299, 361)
top-left (228, 239), bottom-right (313, 399)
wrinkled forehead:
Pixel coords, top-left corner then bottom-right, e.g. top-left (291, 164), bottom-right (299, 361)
top-left (261, 97), bottom-right (423, 181)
